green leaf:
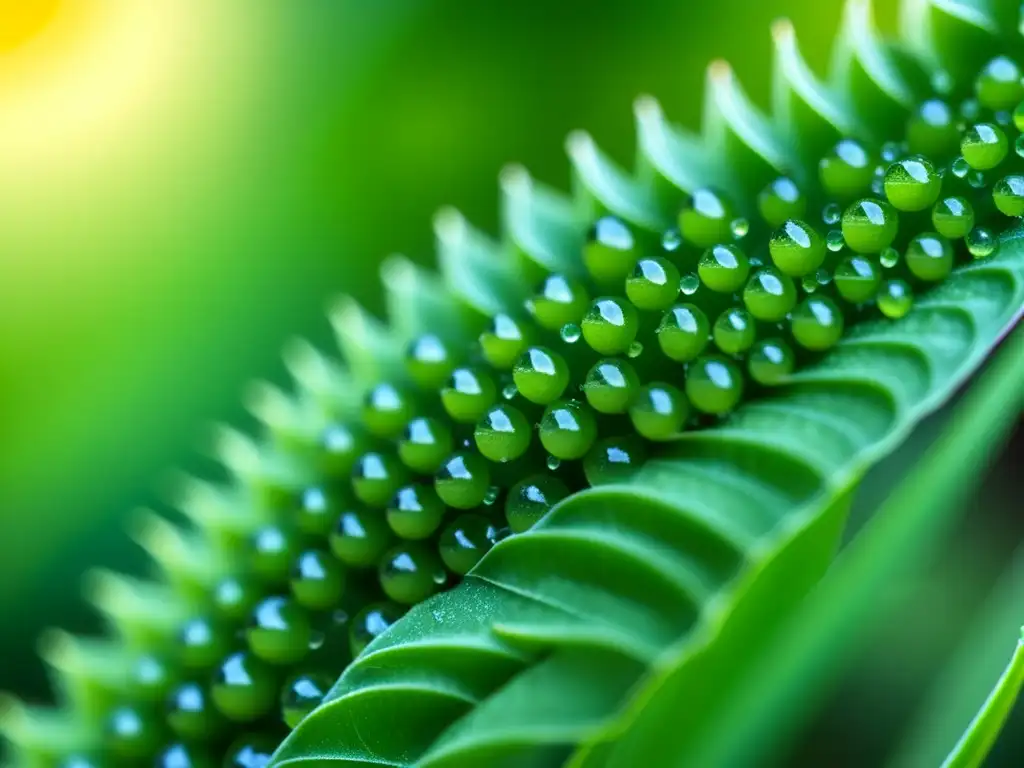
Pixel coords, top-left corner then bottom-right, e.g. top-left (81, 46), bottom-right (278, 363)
top-left (271, 4), bottom-right (1024, 765)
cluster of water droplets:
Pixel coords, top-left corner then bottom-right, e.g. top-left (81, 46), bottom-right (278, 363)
top-left (49, 53), bottom-right (1024, 768)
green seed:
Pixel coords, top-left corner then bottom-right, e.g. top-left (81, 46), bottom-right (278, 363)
top-left (628, 382), bottom-right (689, 441)
top-left (905, 233), bottom-right (954, 282)
top-left (712, 308), bottom-right (757, 355)
top-left (398, 416), bottom-right (453, 474)
top-left (211, 651), bottom-right (277, 722)
top-left (349, 602), bottom-right (405, 657)
top-left (961, 123), bottom-right (1008, 170)
top-left (833, 255), bottom-right (881, 304)
top-left (212, 576), bottom-right (260, 624)
top-left (435, 451), bottom-right (491, 509)
top-left (512, 346), bottom-right (571, 403)
top-left (790, 297), bottom-right (845, 351)
top-left (290, 549), bottom-right (346, 610)
top-left (975, 56), bottom-right (1024, 110)
top-left (379, 542), bottom-right (446, 604)
top-left (539, 399), bottom-right (598, 460)
top-left (505, 474), bottom-right (571, 533)
top-left (583, 435), bottom-right (647, 486)
top-left (319, 422), bottom-right (367, 479)
top-left (883, 156), bottom-right (941, 212)
top-left (281, 671), bottom-right (333, 729)
top-left (130, 653), bottom-right (175, 703)
top-left (819, 138), bottom-right (873, 199)
top-left (993, 175), bottom-right (1024, 217)
top-left (167, 681), bottom-right (222, 741)
top-left (529, 274), bottom-right (589, 330)
top-left (406, 333), bottom-right (455, 389)
top-left (104, 705), bottom-right (162, 760)
top-left (966, 226), bottom-right (999, 259)
top-left (656, 304), bottom-right (710, 362)
top-left (906, 99), bottom-right (960, 157)
top-left (295, 487), bottom-right (339, 538)
top-left (626, 256), bottom-right (681, 310)
top-left (178, 617), bottom-right (231, 670)
top-left (329, 506), bottom-right (393, 568)
top-left (474, 403), bottom-right (532, 462)
top-left (931, 196), bottom-right (975, 239)
top-left (246, 595), bottom-right (313, 665)
top-left (584, 215), bottom-right (639, 286)
top-left (877, 279), bottom-right (914, 319)
top-left (250, 523), bottom-right (299, 585)
top-left (438, 514), bottom-right (498, 575)
top-left (479, 313), bottom-right (531, 369)
top-left (352, 451), bottom-right (409, 508)
top-left (223, 735), bottom-right (279, 768)
top-left (156, 743), bottom-right (216, 768)
top-left (748, 339), bottom-right (795, 385)
top-left (362, 383), bottom-right (413, 438)
top-left (841, 198), bottom-right (899, 254)
top-left (583, 358), bottom-right (641, 414)
top-left (698, 243), bottom-right (750, 292)
top-left (678, 188), bottom-right (734, 247)
top-left (386, 484), bottom-right (446, 540)
top-left (441, 366), bottom-right (498, 423)
top-left (685, 356), bottom-right (744, 415)
top-left (758, 176), bottom-right (806, 228)
top-left (581, 297), bottom-right (640, 355)
top-left (743, 267), bottom-right (797, 322)
top-left (769, 219), bottom-right (826, 277)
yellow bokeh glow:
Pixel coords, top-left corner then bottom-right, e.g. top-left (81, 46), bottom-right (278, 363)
top-left (0, 0), bottom-right (61, 51)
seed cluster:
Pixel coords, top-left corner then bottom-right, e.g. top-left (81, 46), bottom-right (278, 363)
top-left (46, 55), bottom-right (1024, 768)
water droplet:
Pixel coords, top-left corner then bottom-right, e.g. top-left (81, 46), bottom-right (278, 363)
top-left (816, 268), bottom-right (831, 285)
top-left (966, 227), bottom-right (999, 259)
top-left (1015, 135), bottom-right (1024, 158)
top-left (880, 247), bottom-right (899, 268)
top-left (559, 323), bottom-right (581, 343)
top-left (826, 230), bottom-right (845, 252)
top-left (801, 275), bottom-right (818, 293)
top-left (730, 217), bottom-right (750, 239)
top-left (881, 142), bottom-right (902, 162)
top-left (627, 341), bottom-right (644, 358)
top-left (749, 256), bottom-right (763, 267)
top-left (960, 98), bottom-right (981, 121)
top-left (679, 273), bottom-right (700, 295)
top-left (661, 228), bottom-right (683, 252)
top-left (483, 485), bottom-right (500, 505)
top-left (822, 203), bottom-right (842, 225)
top-left (870, 176), bottom-right (885, 195)
top-left (931, 69), bottom-right (953, 94)
top-left (308, 631), bottom-right (325, 650)
top-left (968, 170), bottom-right (986, 188)
top-left (546, 455), bottom-right (562, 471)
top-left (502, 383), bottom-right (518, 400)
top-left (952, 156), bottom-right (969, 178)
top-left (996, 109), bottom-right (1012, 126)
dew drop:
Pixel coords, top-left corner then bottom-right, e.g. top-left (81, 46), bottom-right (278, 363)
top-left (996, 110), bottom-right (1012, 126)
top-left (661, 228), bottom-right (683, 252)
top-left (880, 247), bottom-right (900, 269)
top-left (801, 275), bottom-right (818, 293)
top-left (546, 455), bottom-right (562, 471)
top-left (560, 323), bottom-right (581, 344)
top-left (730, 217), bottom-right (750, 239)
top-left (816, 268), bottom-right (832, 286)
top-left (308, 631), bottom-right (325, 651)
top-left (881, 142), bottom-right (902, 162)
top-left (483, 485), bottom-right (500, 505)
top-left (966, 227), bottom-right (999, 259)
top-left (826, 229), bottom-right (845, 252)
top-left (968, 170), bottom-right (986, 189)
top-left (960, 98), bottom-right (981, 121)
top-left (931, 69), bottom-right (953, 94)
top-left (679, 273), bottom-right (700, 295)
top-left (952, 157), bottom-right (970, 178)
top-left (627, 341), bottom-right (644, 358)
top-left (502, 383), bottom-right (518, 400)
top-left (1015, 135), bottom-right (1024, 158)
top-left (822, 203), bottom-right (842, 225)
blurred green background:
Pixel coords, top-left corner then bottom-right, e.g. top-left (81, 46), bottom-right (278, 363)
top-left (1, 0), bottom-right (1020, 764)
